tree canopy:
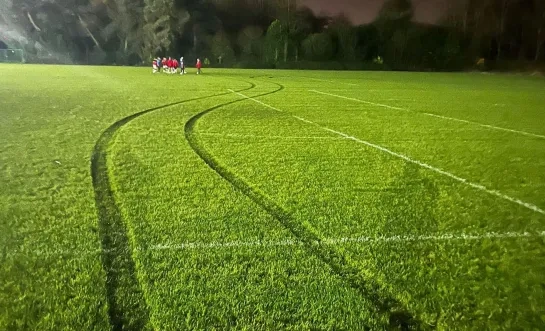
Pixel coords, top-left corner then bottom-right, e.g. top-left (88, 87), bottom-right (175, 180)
top-left (1, 0), bottom-right (544, 69)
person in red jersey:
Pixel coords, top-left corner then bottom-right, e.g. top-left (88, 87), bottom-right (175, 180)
top-left (168, 57), bottom-right (174, 73)
top-left (196, 58), bottom-right (202, 75)
top-left (173, 58), bottom-right (179, 74)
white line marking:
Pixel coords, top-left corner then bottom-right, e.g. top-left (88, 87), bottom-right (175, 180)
top-left (309, 90), bottom-right (545, 139)
top-left (306, 77), bottom-right (358, 86)
top-left (310, 89), bottom-right (404, 110)
top-left (229, 89), bottom-right (283, 112)
top-left (233, 91), bottom-right (545, 215)
top-left (8, 231), bottom-right (545, 258)
top-left (293, 116), bottom-right (314, 124)
top-left (199, 133), bottom-right (343, 140)
top-left (147, 230), bottom-right (545, 251)
top-left (322, 127), bottom-right (545, 214)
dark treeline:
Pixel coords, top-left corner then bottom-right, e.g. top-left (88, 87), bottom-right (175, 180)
top-left (1, 0), bottom-right (544, 70)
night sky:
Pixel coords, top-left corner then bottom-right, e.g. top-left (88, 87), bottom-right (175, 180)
top-left (300, 0), bottom-right (449, 24)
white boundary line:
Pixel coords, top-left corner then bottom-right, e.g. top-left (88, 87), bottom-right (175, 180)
top-left (229, 89), bottom-right (282, 112)
top-left (310, 90), bottom-right (404, 110)
top-left (147, 230), bottom-right (545, 251)
top-left (199, 132), bottom-right (343, 140)
top-left (293, 115), bottom-right (314, 124)
top-left (309, 90), bottom-right (545, 139)
top-left (9, 231), bottom-right (545, 257)
top-left (231, 90), bottom-right (545, 215)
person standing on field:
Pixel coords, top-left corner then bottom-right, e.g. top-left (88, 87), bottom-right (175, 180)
top-left (167, 57), bottom-right (173, 74)
top-left (196, 58), bottom-right (202, 75)
top-left (173, 58), bottom-right (179, 74)
top-left (180, 56), bottom-right (185, 75)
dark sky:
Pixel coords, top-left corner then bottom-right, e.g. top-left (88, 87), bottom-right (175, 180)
top-left (299, 0), bottom-right (449, 24)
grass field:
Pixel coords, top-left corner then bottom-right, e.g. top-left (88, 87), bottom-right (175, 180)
top-left (1, 64), bottom-right (545, 330)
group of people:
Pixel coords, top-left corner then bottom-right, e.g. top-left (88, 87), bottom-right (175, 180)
top-left (152, 57), bottom-right (202, 75)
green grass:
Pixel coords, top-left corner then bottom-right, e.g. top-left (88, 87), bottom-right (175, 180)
top-left (1, 64), bottom-right (545, 329)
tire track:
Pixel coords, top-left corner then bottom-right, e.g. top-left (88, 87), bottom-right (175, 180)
top-left (90, 82), bottom-right (255, 331)
top-left (185, 82), bottom-right (427, 330)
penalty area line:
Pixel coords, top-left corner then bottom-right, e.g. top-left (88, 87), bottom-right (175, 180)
top-left (232, 90), bottom-right (545, 215)
top-left (309, 89), bottom-right (545, 140)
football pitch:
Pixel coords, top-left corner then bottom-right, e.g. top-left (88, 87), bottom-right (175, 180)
top-left (1, 64), bottom-right (545, 329)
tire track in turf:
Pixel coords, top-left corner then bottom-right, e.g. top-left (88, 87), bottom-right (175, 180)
top-left (185, 81), bottom-right (428, 330)
top-left (90, 82), bottom-right (256, 331)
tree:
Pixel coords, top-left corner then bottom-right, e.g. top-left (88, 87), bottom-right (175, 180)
top-left (486, 0), bottom-right (516, 60)
top-left (374, 0), bottom-right (414, 67)
top-left (533, 0), bottom-right (545, 61)
top-left (19, 1), bottom-right (95, 62)
top-left (142, 0), bottom-right (189, 60)
top-left (103, 0), bottom-right (145, 63)
top-left (237, 26), bottom-right (263, 58)
top-left (264, 19), bottom-right (285, 62)
top-left (289, 7), bottom-right (314, 61)
top-left (375, 0), bottom-right (414, 40)
top-left (355, 24), bottom-right (380, 61)
top-left (376, 0), bottom-right (413, 23)
top-left (211, 30), bottom-right (234, 64)
top-left (328, 14), bottom-right (357, 61)
top-left (302, 32), bottom-right (333, 61)
top-left (277, 0), bottom-right (296, 62)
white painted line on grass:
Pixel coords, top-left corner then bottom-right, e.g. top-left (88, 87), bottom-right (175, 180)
top-left (293, 116), bottom-right (314, 124)
top-left (147, 230), bottom-right (545, 251)
top-left (322, 127), bottom-right (545, 214)
top-left (309, 89), bottom-right (545, 139)
top-left (232, 91), bottom-right (545, 215)
top-left (421, 112), bottom-right (545, 139)
top-left (229, 89), bottom-right (283, 112)
top-left (8, 231), bottom-right (545, 258)
top-left (310, 89), bottom-right (405, 110)
top-left (199, 133), bottom-right (343, 140)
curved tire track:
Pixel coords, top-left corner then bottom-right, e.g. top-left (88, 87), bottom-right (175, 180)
top-left (185, 82), bottom-right (426, 330)
top-left (90, 82), bottom-right (255, 331)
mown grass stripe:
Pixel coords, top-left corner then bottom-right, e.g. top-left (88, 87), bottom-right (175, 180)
top-left (322, 127), bottom-right (545, 215)
top-left (309, 89), bottom-right (545, 139)
top-left (91, 82), bottom-right (255, 331)
top-left (234, 91), bottom-right (545, 215)
top-left (7, 230), bottom-right (545, 259)
top-left (187, 83), bottom-right (425, 330)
